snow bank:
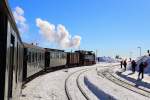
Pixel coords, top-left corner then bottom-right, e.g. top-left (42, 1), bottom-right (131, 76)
top-left (97, 56), bottom-right (118, 63)
top-left (127, 56), bottom-right (150, 73)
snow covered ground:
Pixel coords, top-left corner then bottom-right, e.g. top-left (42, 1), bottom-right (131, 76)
top-left (85, 68), bottom-right (149, 100)
top-left (120, 70), bottom-right (150, 91)
top-left (20, 64), bottom-right (101, 100)
top-left (116, 56), bottom-right (150, 91)
top-left (20, 62), bottom-right (150, 100)
top-left (20, 69), bottom-right (68, 100)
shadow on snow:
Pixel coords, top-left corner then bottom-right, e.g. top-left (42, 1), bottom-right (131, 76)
top-left (84, 77), bottom-right (116, 100)
top-left (116, 71), bottom-right (150, 89)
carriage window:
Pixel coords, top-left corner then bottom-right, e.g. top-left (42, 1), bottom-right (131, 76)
top-left (37, 52), bottom-right (39, 61)
top-left (56, 52), bottom-right (59, 58)
top-left (16, 42), bottom-right (18, 84)
top-left (28, 52), bottom-right (31, 63)
top-left (51, 52), bottom-right (54, 58)
top-left (40, 52), bottom-right (42, 61)
top-left (56, 52), bottom-right (58, 58)
top-left (49, 53), bottom-right (51, 58)
top-left (41, 53), bottom-right (43, 61)
top-left (42, 53), bottom-right (43, 60)
top-left (61, 53), bottom-right (63, 58)
top-left (62, 53), bottom-right (66, 58)
top-left (8, 34), bottom-right (15, 98)
top-left (35, 52), bottom-right (37, 62)
top-left (32, 52), bottom-right (34, 62)
top-left (39, 53), bottom-right (42, 61)
top-left (42, 53), bottom-right (44, 60)
top-left (59, 53), bottom-right (61, 58)
top-left (61, 53), bottom-right (64, 58)
top-left (53, 52), bottom-right (55, 58)
top-left (50, 53), bottom-right (52, 58)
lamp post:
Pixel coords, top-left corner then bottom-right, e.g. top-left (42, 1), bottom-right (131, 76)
top-left (95, 49), bottom-right (98, 63)
top-left (137, 47), bottom-right (141, 57)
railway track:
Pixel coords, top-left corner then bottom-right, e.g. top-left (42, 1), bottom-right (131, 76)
top-left (65, 64), bottom-right (120, 100)
top-left (76, 70), bottom-right (90, 100)
top-left (65, 68), bottom-right (90, 100)
top-left (98, 69), bottom-right (150, 98)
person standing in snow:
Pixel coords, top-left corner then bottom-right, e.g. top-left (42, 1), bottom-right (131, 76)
top-left (131, 60), bottom-right (137, 73)
top-left (129, 58), bottom-right (132, 62)
top-left (123, 59), bottom-right (127, 71)
top-left (147, 50), bottom-right (150, 56)
top-left (120, 60), bottom-right (123, 68)
top-left (138, 62), bottom-right (148, 79)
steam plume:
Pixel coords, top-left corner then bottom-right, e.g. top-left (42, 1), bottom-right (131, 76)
top-left (13, 6), bottom-right (28, 33)
top-left (36, 18), bottom-right (81, 48)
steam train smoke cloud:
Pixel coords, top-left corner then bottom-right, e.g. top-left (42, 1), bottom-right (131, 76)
top-left (36, 18), bottom-right (81, 48)
top-left (13, 6), bottom-right (28, 33)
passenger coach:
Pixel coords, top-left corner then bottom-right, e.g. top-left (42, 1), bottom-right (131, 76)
top-left (23, 43), bottom-right (45, 81)
top-left (45, 48), bottom-right (67, 70)
top-left (0, 1), bottom-right (24, 100)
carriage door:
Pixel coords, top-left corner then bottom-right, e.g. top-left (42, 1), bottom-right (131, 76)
top-left (8, 34), bottom-right (15, 98)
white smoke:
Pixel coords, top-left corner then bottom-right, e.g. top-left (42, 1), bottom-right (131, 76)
top-left (36, 18), bottom-right (81, 48)
top-left (13, 6), bottom-right (28, 33)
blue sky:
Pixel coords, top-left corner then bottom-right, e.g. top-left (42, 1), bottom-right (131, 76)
top-left (9, 0), bottom-right (150, 58)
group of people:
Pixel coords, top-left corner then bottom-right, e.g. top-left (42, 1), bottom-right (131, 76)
top-left (120, 59), bottom-right (148, 79)
top-left (120, 59), bottom-right (127, 70)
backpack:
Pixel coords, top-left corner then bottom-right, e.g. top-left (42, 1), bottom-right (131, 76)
top-left (144, 62), bottom-right (148, 68)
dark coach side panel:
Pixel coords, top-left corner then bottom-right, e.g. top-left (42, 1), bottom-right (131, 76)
top-left (45, 51), bottom-right (50, 70)
top-left (0, 6), bottom-right (8, 100)
top-left (0, 1), bottom-right (24, 100)
top-left (23, 48), bottom-right (27, 81)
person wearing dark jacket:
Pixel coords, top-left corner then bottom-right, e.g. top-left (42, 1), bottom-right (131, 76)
top-left (131, 60), bottom-right (137, 73)
top-left (120, 60), bottom-right (123, 68)
top-left (138, 62), bottom-right (147, 79)
top-left (123, 60), bottom-right (127, 71)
